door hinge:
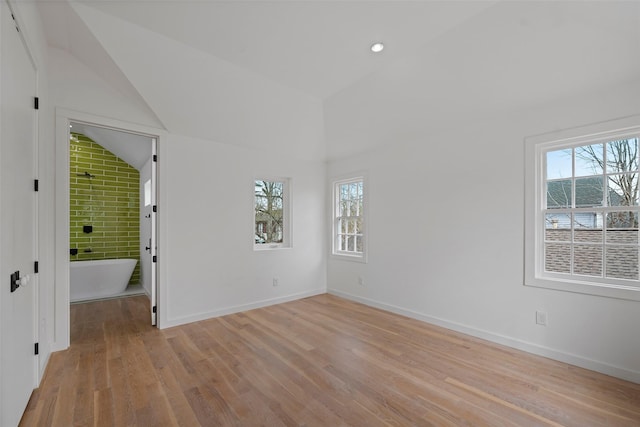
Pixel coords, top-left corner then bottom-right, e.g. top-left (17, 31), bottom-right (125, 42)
top-left (34, 179), bottom-right (39, 192)
top-left (153, 154), bottom-right (157, 162)
top-left (34, 97), bottom-right (39, 110)
top-left (34, 261), bottom-right (39, 274)
top-left (152, 306), bottom-right (157, 313)
top-left (34, 343), bottom-right (39, 355)
top-left (152, 205), bottom-right (157, 213)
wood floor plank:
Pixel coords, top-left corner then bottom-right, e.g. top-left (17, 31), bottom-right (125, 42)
top-left (20, 294), bottom-right (640, 426)
top-left (107, 356), bottom-right (137, 426)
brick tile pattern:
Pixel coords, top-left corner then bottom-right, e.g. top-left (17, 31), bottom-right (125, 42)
top-left (70, 133), bottom-right (140, 285)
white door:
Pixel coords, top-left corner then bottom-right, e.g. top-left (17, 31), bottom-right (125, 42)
top-left (150, 138), bottom-right (157, 325)
top-left (1, 2), bottom-right (39, 426)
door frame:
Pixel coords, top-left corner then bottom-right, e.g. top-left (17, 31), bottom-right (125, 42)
top-left (53, 109), bottom-right (167, 351)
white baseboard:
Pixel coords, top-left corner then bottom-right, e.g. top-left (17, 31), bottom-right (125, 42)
top-left (328, 289), bottom-right (640, 384)
top-left (162, 288), bottom-right (326, 329)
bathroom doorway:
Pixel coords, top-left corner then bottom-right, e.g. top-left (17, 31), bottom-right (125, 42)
top-left (67, 121), bottom-right (158, 326)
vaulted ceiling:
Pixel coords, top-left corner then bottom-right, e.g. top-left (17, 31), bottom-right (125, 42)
top-left (37, 1), bottom-right (640, 160)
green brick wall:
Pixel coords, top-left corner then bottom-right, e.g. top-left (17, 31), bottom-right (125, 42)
top-left (70, 133), bottom-right (140, 285)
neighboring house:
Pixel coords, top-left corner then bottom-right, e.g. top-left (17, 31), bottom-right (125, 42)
top-left (545, 177), bottom-right (638, 280)
top-left (254, 214), bottom-right (282, 243)
top-left (546, 177), bottom-right (628, 228)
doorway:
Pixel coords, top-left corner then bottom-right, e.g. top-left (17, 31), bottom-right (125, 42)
top-left (55, 113), bottom-right (161, 349)
top-left (68, 122), bottom-right (157, 326)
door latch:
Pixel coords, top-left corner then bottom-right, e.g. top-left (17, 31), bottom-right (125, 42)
top-left (10, 271), bottom-right (20, 293)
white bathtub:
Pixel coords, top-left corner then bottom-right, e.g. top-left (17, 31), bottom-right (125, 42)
top-left (70, 258), bottom-right (137, 302)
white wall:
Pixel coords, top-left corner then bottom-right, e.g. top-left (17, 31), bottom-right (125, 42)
top-left (48, 28), bottom-right (327, 339)
top-left (327, 80), bottom-right (640, 383)
top-left (160, 134), bottom-right (326, 327)
top-left (48, 47), bottom-right (163, 130)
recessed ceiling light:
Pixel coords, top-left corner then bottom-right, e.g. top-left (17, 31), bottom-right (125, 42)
top-left (370, 42), bottom-right (384, 53)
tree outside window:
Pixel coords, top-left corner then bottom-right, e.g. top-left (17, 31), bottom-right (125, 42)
top-left (255, 180), bottom-right (284, 245)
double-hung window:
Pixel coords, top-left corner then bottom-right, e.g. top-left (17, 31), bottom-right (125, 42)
top-left (332, 176), bottom-right (367, 261)
top-left (525, 117), bottom-right (640, 301)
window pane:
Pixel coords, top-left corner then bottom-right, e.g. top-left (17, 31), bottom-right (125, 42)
top-left (545, 243), bottom-right (571, 273)
top-left (339, 200), bottom-right (347, 216)
top-left (573, 245), bottom-right (602, 277)
top-left (606, 139), bottom-right (638, 174)
top-left (546, 149), bottom-right (572, 180)
top-left (606, 212), bottom-right (638, 244)
top-left (347, 236), bottom-right (355, 251)
top-left (274, 223), bottom-right (283, 242)
top-left (545, 213), bottom-right (570, 241)
top-left (606, 246), bottom-right (639, 280)
top-left (574, 213), bottom-right (602, 243)
top-left (334, 178), bottom-right (365, 256)
top-left (340, 218), bottom-right (347, 234)
top-left (350, 201), bottom-right (358, 217)
top-left (607, 174), bottom-right (639, 206)
top-left (144, 179), bottom-right (151, 206)
top-left (255, 180), bottom-right (285, 245)
top-left (575, 176), bottom-right (603, 208)
top-left (547, 179), bottom-right (571, 209)
top-left (574, 144), bottom-right (604, 177)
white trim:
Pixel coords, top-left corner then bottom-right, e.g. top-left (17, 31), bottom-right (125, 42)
top-left (328, 289), bottom-right (640, 384)
top-left (150, 138), bottom-right (157, 326)
top-left (525, 115), bottom-right (640, 301)
top-left (162, 288), bottom-right (326, 328)
top-left (54, 108), bottom-right (167, 349)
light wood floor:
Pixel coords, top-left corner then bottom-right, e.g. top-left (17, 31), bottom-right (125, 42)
top-left (20, 294), bottom-right (640, 426)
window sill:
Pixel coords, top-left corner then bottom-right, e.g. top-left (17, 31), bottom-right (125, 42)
top-left (525, 276), bottom-right (640, 302)
top-left (254, 244), bottom-right (291, 251)
top-left (331, 252), bottom-right (367, 263)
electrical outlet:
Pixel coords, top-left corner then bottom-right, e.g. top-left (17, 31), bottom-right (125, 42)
top-left (358, 276), bottom-right (365, 286)
top-left (273, 277), bottom-right (279, 287)
top-left (536, 310), bottom-right (547, 326)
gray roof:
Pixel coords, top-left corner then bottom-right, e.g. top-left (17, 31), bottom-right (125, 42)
top-left (547, 177), bottom-right (623, 208)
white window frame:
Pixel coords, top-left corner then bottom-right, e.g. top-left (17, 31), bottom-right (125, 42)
top-left (332, 174), bottom-right (368, 262)
top-left (253, 177), bottom-right (291, 250)
top-left (525, 116), bottom-right (640, 301)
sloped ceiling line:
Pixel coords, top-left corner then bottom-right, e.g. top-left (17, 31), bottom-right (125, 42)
top-left (69, 1), bottom-right (326, 160)
top-left (39, 0), bottom-right (165, 130)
